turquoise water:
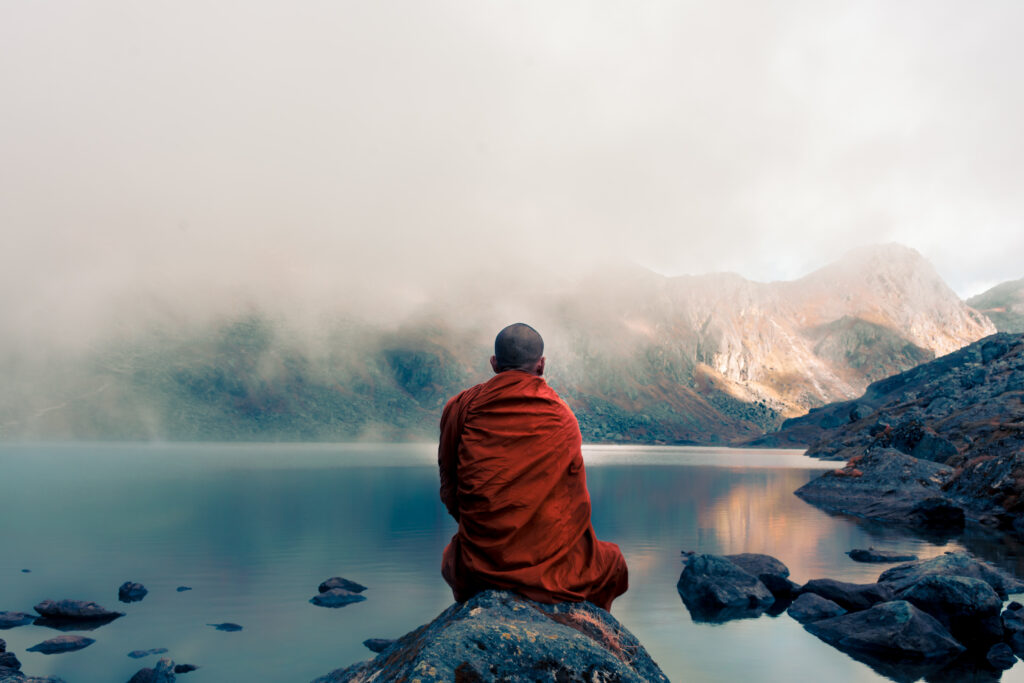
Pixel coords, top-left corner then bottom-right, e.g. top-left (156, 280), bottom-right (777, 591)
top-left (0, 443), bottom-right (1022, 682)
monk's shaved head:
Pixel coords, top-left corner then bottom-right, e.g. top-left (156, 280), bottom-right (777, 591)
top-left (493, 323), bottom-right (544, 372)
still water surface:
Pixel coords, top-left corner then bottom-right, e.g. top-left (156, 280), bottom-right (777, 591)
top-left (1, 443), bottom-right (1023, 683)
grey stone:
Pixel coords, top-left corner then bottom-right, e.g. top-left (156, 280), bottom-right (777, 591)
top-left (362, 638), bottom-right (394, 653)
top-left (677, 554), bottom-right (774, 621)
top-left (118, 582), bottom-right (148, 603)
top-left (987, 642), bottom-right (1016, 670)
top-left (787, 593), bottom-right (847, 624)
top-left (128, 649), bottom-right (168, 659)
top-left (207, 623), bottom-right (242, 632)
top-left (804, 600), bottom-right (965, 661)
top-left (311, 590), bottom-right (668, 683)
top-left (317, 577), bottom-right (366, 594)
top-left (799, 578), bottom-right (894, 612)
top-left (901, 575), bottom-right (1003, 644)
top-left (0, 613), bottom-right (34, 630)
top-left (877, 551), bottom-right (1024, 599)
top-left (26, 636), bottom-right (95, 655)
top-left (127, 658), bottom-right (176, 683)
top-left (33, 600), bottom-right (124, 621)
top-left (310, 589), bottom-right (366, 608)
top-left (847, 548), bottom-right (918, 563)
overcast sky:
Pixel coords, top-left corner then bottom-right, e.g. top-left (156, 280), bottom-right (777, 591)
top-left (3, 0), bottom-right (1022, 339)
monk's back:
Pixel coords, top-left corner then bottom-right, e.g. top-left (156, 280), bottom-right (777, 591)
top-left (439, 361), bottom-right (628, 610)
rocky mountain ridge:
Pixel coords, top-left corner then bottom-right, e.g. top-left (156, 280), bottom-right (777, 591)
top-left (0, 244), bottom-right (999, 443)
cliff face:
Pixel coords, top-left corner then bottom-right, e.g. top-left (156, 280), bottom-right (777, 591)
top-left (0, 245), bottom-right (997, 444)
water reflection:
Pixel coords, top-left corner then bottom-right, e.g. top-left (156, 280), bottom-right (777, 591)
top-left (0, 444), bottom-right (1021, 683)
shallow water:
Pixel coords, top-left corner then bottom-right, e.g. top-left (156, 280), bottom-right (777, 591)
top-left (0, 443), bottom-right (1022, 682)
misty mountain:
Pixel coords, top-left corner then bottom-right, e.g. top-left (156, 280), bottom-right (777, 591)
top-left (968, 278), bottom-right (1024, 333)
top-left (0, 244), bottom-right (995, 444)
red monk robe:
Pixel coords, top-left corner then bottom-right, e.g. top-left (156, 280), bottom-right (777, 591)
top-left (438, 369), bottom-right (628, 610)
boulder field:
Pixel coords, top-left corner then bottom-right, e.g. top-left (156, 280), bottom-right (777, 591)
top-left (677, 550), bottom-right (1024, 680)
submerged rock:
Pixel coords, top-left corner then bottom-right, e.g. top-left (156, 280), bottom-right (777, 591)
top-left (847, 548), bottom-right (918, 563)
top-left (804, 600), bottom-right (965, 661)
top-left (26, 636), bottom-right (95, 655)
top-left (128, 649), bottom-right (169, 659)
top-left (317, 577), bottom-right (366, 594)
top-left (677, 554), bottom-right (774, 621)
top-left (172, 664), bottom-right (198, 674)
top-left (118, 582), bottom-right (149, 603)
top-left (0, 613), bottom-right (33, 630)
top-left (787, 593), bottom-right (847, 624)
top-left (175, 587), bottom-right (191, 593)
top-left (207, 623), bottom-right (242, 632)
top-left (127, 658), bottom-right (176, 683)
top-left (310, 589), bottom-right (366, 608)
top-left (311, 590), bottom-right (668, 683)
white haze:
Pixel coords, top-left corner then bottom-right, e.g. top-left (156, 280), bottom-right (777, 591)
top-left (2, 1), bottom-right (1023, 350)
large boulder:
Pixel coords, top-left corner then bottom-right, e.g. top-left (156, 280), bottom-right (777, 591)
top-left (804, 600), bottom-right (965, 661)
top-left (799, 579), bottom-right (894, 612)
top-left (311, 590), bottom-right (668, 683)
top-left (901, 575), bottom-right (1003, 645)
top-left (794, 449), bottom-right (962, 528)
top-left (877, 551), bottom-right (1024, 599)
top-left (677, 554), bottom-right (774, 621)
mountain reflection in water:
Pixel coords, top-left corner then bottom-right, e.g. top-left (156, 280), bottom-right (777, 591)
top-left (0, 443), bottom-right (1021, 683)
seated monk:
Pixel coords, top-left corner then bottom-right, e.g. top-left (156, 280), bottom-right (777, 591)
top-left (438, 322), bottom-right (628, 611)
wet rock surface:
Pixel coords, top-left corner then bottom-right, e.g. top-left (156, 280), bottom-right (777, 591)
top-left (312, 590), bottom-right (669, 683)
top-left (876, 552), bottom-right (1024, 599)
top-left (805, 600), bottom-right (966, 660)
top-left (317, 577), bottom-right (366, 594)
top-left (33, 600), bottom-right (124, 622)
top-left (361, 638), bottom-right (394, 653)
top-left (26, 636), bottom-right (95, 655)
top-left (310, 589), bottom-right (366, 608)
top-left (0, 614), bottom-right (33, 630)
top-left (127, 658), bottom-right (176, 683)
top-left (118, 582), bottom-right (149, 603)
top-left (799, 579), bottom-right (894, 612)
top-left (787, 593), bottom-right (847, 624)
top-left (677, 553), bottom-right (775, 622)
top-left (847, 548), bottom-right (918, 563)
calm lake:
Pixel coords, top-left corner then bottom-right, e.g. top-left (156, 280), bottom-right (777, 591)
top-left (2, 443), bottom-right (1024, 683)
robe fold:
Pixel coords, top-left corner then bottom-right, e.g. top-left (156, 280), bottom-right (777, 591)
top-left (438, 370), bottom-right (628, 610)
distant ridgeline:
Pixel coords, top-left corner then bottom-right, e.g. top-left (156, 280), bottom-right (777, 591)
top-left (0, 245), bottom-right (1016, 444)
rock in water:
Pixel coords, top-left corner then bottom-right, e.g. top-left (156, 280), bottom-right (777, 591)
top-left (901, 575), bottom-right (1003, 645)
top-left (0, 612), bottom-right (35, 629)
top-left (676, 554), bottom-right (774, 621)
top-left (876, 551), bottom-right (1024, 599)
top-left (310, 589), bottom-right (366, 608)
top-left (311, 590), bottom-right (669, 683)
top-left (847, 548), bottom-right (918, 563)
top-left (724, 553), bottom-right (799, 599)
top-left (798, 579), bottom-right (893, 613)
top-left (987, 643), bottom-right (1017, 670)
top-left (787, 593), bottom-right (847, 624)
top-left (33, 600), bottom-right (124, 621)
top-left (26, 636), bottom-right (95, 655)
top-left (118, 582), bottom-right (149, 603)
top-left (128, 649), bottom-right (169, 659)
top-left (805, 600), bottom-right (964, 660)
top-left (207, 623), bottom-right (242, 632)
top-left (0, 652), bottom-right (20, 671)
top-left (362, 638), bottom-right (394, 653)
top-left (127, 657), bottom-right (176, 683)
top-left (317, 577), bottom-right (367, 594)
